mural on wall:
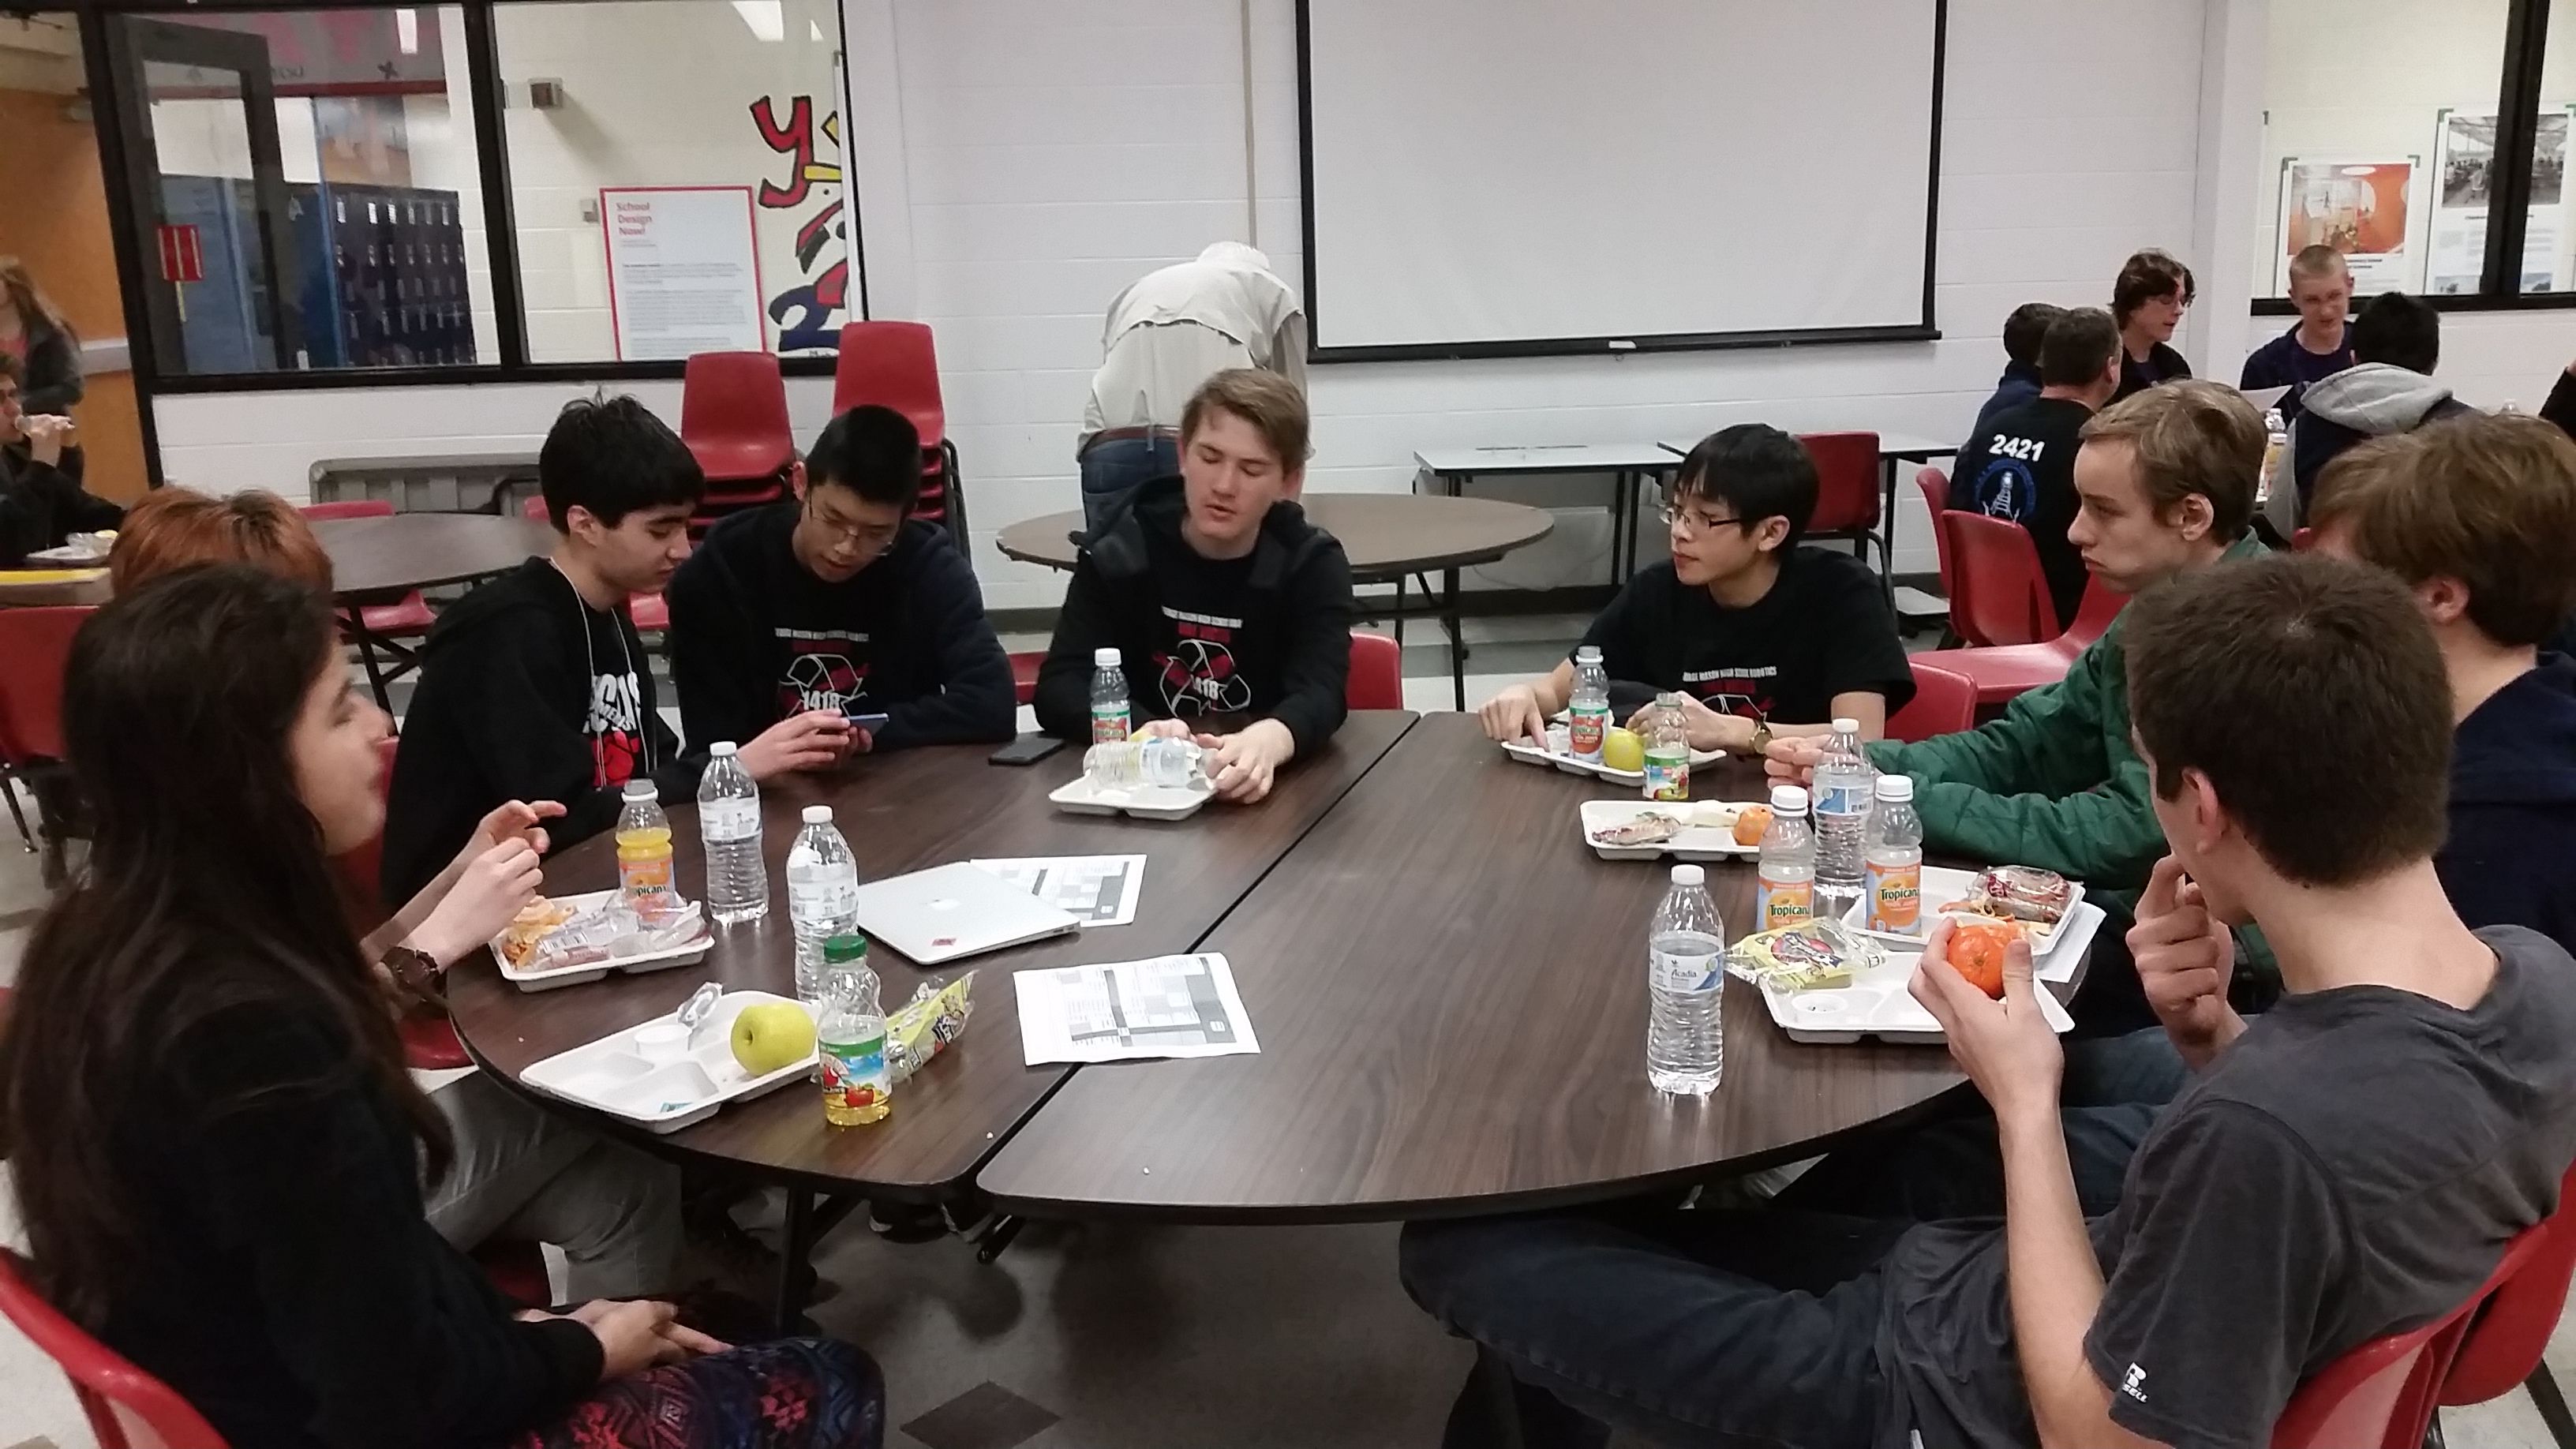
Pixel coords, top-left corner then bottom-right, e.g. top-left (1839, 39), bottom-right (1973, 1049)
top-left (751, 94), bottom-right (849, 354)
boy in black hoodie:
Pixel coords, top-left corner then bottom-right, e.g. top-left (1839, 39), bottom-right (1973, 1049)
top-left (666, 405), bottom-right (1013, 754)
top-left (383, 396), bottom-right (848, 904)
top-left (1034, 368), bottom-right (1351, 803)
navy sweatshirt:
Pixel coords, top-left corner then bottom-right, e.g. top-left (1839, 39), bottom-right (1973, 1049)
top-left (1033, 475), bottom-right (1353, 752)
top-left (2237, 323), bottom-right (2353, 419)
top-left (384, 559), bottom-right (695, 906)
top-left (1960, 361), bottom-right (2043, 462)
top-left (665, 504), bottom-right (1014, 754)
top-left (2439, 654), bottom-right (2576, 958)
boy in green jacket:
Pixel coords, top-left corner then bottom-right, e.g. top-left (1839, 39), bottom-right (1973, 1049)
top-left (1772, 380), bottom-right (2270, 1042)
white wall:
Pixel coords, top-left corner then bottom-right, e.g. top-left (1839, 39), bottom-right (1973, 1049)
top-left (152, 0), bottom-right (2576, 615)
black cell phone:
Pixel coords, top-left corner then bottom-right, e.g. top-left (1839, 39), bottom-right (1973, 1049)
top-left (990, 732), bottom-right (1067, 766)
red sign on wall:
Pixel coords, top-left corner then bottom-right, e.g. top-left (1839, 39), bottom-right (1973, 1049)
top-left (155, 223), bottom-right (204, 284)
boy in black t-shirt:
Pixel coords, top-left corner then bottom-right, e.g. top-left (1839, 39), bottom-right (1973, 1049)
top-left (1479, 423), bottom-right (1913, 751)
top-left (1952, 306), bottom-right (2122, 627)
top-left (1033, 369), bottom-right (1352, 804)
top-left (666, 404), bottom-right (1014, 755)
top-left (1406, 554), bottom-right (2576, 1449)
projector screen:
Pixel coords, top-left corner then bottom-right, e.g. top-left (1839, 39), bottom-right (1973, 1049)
top-left (1297, 0), bottom-right (1946, 360)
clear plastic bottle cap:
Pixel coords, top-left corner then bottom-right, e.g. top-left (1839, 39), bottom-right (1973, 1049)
top-left (1875, 773), bottom-right (1914, 802)
top-left (1657, 691), bottom-right (1685, 706)
top-left (1832, 717), bottom-right (1861, 734)
top-left (801, 805), bottom-right (833, 825)
top-left (709, 741), bottom-right (737, 756)
top-left (1669, 863), bottom-right (1705, 887)
top-left (621, 778), bottom-right (656, 799)
top-left (1770, 783), bottom-right (1810, 812)
top-left (1093, 647), bottom-right (1121, 668)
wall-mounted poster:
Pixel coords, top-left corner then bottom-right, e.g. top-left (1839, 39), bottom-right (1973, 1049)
top-left (600, 185), bottom-right (767, 361)
top-left (2275, 158), bottom-right (2417, 294)
top-left (2428, 109), bottom-right (2571, 294)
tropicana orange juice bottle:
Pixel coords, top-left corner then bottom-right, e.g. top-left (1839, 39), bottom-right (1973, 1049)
top-left (614, 778), bottom-right (676, 905)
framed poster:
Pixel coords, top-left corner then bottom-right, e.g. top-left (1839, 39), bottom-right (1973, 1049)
top-left (600, 185), bottom-right (767, 360)
top-left (2274, 157), bottom-right (2417, 294)
top-left (2428, 109), bottom-right (2572, 295)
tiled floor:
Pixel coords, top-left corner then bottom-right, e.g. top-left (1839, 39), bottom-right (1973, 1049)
top-left (10, 634), bottom-right (2576, 1449)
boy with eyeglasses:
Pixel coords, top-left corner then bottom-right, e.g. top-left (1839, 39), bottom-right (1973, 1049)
top-left (1479, 423), bottom-right (1914, 751)
top-left (665, 403), bottom-right (1015, 759)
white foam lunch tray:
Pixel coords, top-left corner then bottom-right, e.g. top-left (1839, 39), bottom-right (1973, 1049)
top-left (1579, 799), bottom-right (1765, 860)
top-left (1759, 951), bottom-right (2076, 1045)
top-left (1050, 773), bottom-right (1212, 821)
top-left (492, 889), bottom-right (713, 992)
top-left (1837, 865), bottom-right (2099, 985)
top-left (1501, 738), bottom-right (1724, 784)
top-left (521, 990), bottom-right (815, 1133)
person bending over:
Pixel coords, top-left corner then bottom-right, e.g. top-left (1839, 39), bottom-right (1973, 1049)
top-left (2237, 244), bottom-right (2354, 418)
top-left (1034, 367), bottom-right (1352, 803)
top-left (2311, 414), bottom-right (2576, 954)
top-left (384, 396), bottom-right (848, 904)
top-left (2109, 249), bottom-right (2195, 402)
top-left (0, 567), bottom-right (886, 1449)
top-left (668, 404), bottom-right (1013, 755)
top-left (1951, 306), bottom-right (2121, 627)
top-left (1481, 423), bottom-right (1913, 752)
top-left (1405, 552), bottom-right (2576, 1449)
top-left (110, 485), bottom-right (683, 1300)
top-left (0, 353), bottom-right (118, 567)
top-left (1773, 381), bottom-right (2268, 1036)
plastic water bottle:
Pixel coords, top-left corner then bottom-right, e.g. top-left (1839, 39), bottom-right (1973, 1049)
top-left (1089, 647), bottom-right (1131, 743)
top-left (1811, 717), bottom-right (1874, 924)
top-left (1756, 784), bottom-right (1817, 931)
top-left (784, 805), bottom-right (860, 1009)
top-left (614, 780), bottom-right (675, 908)
top-left (1866, 773), bottom-right (1923, 934)
top-left (2259, 406), bottom-right (2287, 504)
top-left (1646, 863), bottom-right (1725, 1095)
top-left (697, 741), bottom-right (766, 924)
top-left (1084, 736), bottom-right (1205, 788)
top-left (817, 934), bottom-right (891, 1126)
top-left (1567, 646), bottom-right (1612, 761)
top-left (1643, 691), bottom-right (1690, 801)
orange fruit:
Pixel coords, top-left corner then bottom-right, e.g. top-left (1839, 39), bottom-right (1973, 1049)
top-left (1947, 919), bottom-right (2019, 999)
top-left (1731, 804), bottom-right (1773, 847)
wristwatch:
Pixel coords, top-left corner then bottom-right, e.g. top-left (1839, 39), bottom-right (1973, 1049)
top-left (381, 944), bottom-right (446, 1001)
top-left (1747, 721), bottom-right (1774, 754)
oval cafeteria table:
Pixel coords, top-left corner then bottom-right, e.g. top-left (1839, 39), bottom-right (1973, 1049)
top-left (310, 510), bottom-right (553, 597)
top-left (976, 713), bottom-right (2023, 1222)
top-left (996, 493), bottom-right (1553, 710)
top-left (446, 710), bottom-right (1417, 1323)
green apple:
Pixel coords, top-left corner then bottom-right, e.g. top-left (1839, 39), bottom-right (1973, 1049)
top-left (729, 1001), bottom-right (815, 1076)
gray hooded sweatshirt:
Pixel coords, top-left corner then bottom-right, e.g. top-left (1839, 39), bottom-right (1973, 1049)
top-left (2274, 362), bottom-right (2469, 533)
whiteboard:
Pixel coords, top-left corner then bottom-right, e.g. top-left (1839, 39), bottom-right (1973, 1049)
top-left (1297, 0), bottom-right (1945, 358)
top-left (600, 185), bottom-right (767, 361)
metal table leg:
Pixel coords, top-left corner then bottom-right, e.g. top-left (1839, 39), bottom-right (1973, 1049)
top-left (345, 616), bottom-right (395, 713)
top-left (1876, 458), bottom-right (1901, 608)
top-left (1444, 566), bottom-right (1466, 711)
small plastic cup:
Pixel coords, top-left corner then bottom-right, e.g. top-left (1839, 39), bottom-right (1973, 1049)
top-left (634, 1021), bottom-right (691, 1064)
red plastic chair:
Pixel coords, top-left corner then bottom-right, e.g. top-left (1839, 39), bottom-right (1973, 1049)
top-left (516, 496), bottom-right (668, 630)
top-left (1913, 466), bottom-right (1956, 606)
top-left (1885, 661), bottom-right (1975, 743)
top-left (1943, 511), bottom-right (2063, 647)
top-left (301, 500), bottom-right (436, 710)
top-left (1009, 651), bottom-right (1043, 708)
top-left (2057, 576), bottom-right (2125, 651)
top-left (0, 1246), bottom-right (232, 1449)
top-left (2438, 1164), bottom-right (2576, 1440)
top-left (1346, 631), bottom-right (1403, 710)
top-left (1799, 431), bottom-right (1883, 568)
top-left (2273, 1213), bottom-right (2554, 1448)
top-left (833, 321), bottom-right (963, 543)
top-left (0, 605), bottom-right (91, 878)
top-left (680, 350), bottom-right (796, 487)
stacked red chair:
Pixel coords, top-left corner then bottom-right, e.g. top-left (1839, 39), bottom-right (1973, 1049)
top-left (833, 321), bottom-right (964, 548)
top-left (680, 350), bottom-right (795, 535)
top-left (0, 605), bottom-right (92, 883)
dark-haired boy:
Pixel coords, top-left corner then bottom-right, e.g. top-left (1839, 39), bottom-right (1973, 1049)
top-left (1952, 307), bottom-right (2121, 626)
top-left (1407, 552), bottom-right (2576, 1449)
top-left (2284, 290), bottom-right (2469, 515)
top-left (1960, 301), bottom-right (2065, 459)
top-left (666, 404), bottom-right (1014, 756)
top-left (1479, 423), bottom-right (1914, 751)
top-left (384, 396), bottom-right (844, 903)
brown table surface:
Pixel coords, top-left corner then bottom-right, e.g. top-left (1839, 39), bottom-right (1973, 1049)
top-left (996, 493), bottom-right (1555, 578)
top-left (0, 571), bottom-right (111, 608)
top-left (445, 710), bottom-right (1419, 1201)
top-left (977, 713), bottom-right (1993, 1222)
top-left (313, 512), bottom-right (552, 597)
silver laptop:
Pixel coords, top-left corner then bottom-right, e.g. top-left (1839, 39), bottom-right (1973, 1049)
top-left (849, 861), bottom-right (1082, 965)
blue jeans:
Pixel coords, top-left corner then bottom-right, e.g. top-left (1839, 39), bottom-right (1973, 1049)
top-left (1078, 433), bottom-right (1181, 534)
top-left (1400, 1205), bottom-right (1911, 1449)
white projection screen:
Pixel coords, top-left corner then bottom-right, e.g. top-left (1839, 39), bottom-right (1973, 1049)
top-left (1297, 0), bottom-right (1946, 360)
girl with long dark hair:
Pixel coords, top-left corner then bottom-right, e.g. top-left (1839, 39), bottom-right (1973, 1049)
top-left (0, 566), bottom-right (882, 1449)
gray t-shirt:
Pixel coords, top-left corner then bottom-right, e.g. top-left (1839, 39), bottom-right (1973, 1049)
top-left (1877, 926), bottom-right (2576, 1449)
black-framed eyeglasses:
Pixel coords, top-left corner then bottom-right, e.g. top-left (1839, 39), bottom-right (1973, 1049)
top-left (803, 496), bottom-right (900, 552)
top-left (1659, 504), bottom-right (1755, 535)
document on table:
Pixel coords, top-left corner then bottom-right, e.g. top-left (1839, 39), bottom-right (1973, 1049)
top-left (1016, 953), bottom-right (1260, 1065)
top-left (973, 854), bottom-right (1147, 927)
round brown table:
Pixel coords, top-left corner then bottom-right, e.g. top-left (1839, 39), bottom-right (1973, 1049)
top-left (998, 493), bottom-right (1554, 710)
top-left (311, 511), bottom-right (552, 597)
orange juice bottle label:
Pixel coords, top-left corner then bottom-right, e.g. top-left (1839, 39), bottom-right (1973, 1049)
top-left (1757, 874), bottom-right (1813, 930)
top-left (1867, 861), bottom-right (1922, 932)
